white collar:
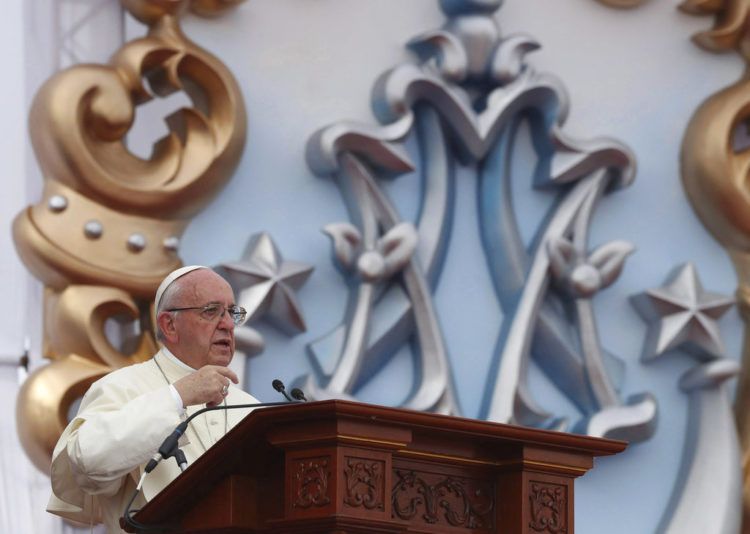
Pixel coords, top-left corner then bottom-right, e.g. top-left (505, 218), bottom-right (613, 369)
top-left (160, 346), bottom-right (196, 372)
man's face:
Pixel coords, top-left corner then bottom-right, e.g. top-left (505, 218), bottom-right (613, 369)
top-left (164, 270), bottom-right (237, 368)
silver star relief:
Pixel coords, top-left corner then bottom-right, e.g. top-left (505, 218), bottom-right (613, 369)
top-left (221, 232), bottom-right (314, 336)
top-left (630, 263), bottom-right (735, 362)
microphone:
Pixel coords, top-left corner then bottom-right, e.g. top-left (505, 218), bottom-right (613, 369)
top-left (272, 379), bottom-right (294, 402)
top-left (174, 448), bottom-right (188, 472)
top-left (146, 399), bottom-right (298, 474)
top-left (145, 423), bottom-right (187, 473)
top-left (127, 398), bottom-right (304, 532)
top-left (291, 388), bottom-right (307, 402)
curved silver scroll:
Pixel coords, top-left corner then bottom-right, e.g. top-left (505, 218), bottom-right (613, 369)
top-left (659, 359), bottom-right (741, 534)
top-left (298, 0), bottom-right (654, 440)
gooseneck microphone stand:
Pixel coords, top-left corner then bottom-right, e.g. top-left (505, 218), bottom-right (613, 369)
top-left (121, 394), bottom-right (302, 533)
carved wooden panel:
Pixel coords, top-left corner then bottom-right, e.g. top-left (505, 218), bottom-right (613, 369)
top-left (343, 456), bottom-right (385, 511)
top-left (391, 468), bottom-right (495, 530)
top-left (529, 481), bottom-right (568, 533)
top-left (292, 456), bottom-right (332, 509)
top-left (133, 400), bottom-right (626, 533)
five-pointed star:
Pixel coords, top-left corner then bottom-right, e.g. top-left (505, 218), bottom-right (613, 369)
top-left (630, 263), bottom-right (734, 362)
top-left (221, 232), bottom-right (314, 336)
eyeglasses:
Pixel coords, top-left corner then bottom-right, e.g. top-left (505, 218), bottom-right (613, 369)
top-left (166, 303), bottom-right (248, 326)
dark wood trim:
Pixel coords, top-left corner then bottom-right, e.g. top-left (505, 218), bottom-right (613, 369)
top-left (130, 400), bottom-right (626, 533)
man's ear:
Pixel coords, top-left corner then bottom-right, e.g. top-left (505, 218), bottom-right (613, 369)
top-left (156, 311), bottom-right (178, 343)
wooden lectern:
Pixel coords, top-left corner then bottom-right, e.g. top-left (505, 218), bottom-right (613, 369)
top-left (130, 400), bottom-right (626, 533)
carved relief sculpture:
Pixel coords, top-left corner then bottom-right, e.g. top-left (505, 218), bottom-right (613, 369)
top-left (13, 0), bottom-right (247, 473)
top-left (529, 481), bottom-right (567, 534)
top-left (343, 457), bottom-right (385, 510)
top-left (293, 457), bottom-right (332, 509)
top-left (300, 0), bottom-right (656, 444)
top-left (391, 469), bottom-right (494, 529)
top-left (679, 0), bottom-right (750, 528)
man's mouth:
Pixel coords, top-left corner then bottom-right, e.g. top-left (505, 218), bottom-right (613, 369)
top-left (213, 339), bottom-right (232, 349)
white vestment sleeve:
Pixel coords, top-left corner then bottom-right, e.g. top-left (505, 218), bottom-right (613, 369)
top-left (55, 377), bottom-right (181, 499)
top-left (168, 383), bottom-right (186, 415)
top-left (47, 355), bottom-right (258, 530)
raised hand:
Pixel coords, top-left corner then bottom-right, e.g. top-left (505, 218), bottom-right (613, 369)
top-left (173, 365), bottom-right (239, 407)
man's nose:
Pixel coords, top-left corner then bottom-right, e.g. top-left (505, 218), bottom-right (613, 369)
top-left (218, 307), bottom-right (235, 329)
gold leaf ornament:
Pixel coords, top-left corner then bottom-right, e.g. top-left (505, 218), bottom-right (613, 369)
top-left (18, 285), bottom-right (156, 473)
top-left (27, 15), bottom-right (246, 217)
top-left (189, 0), bottom-right (245, 17)
top-left (17, 355), bottom-right (111, 475)
top-left (122, 0), bottom-right (244, 22)
top-left (14, 0), bottom-right (246, 473)
top-left (679, 0), bottom-right (750, 52)
top-left (16, 0), bottom-right (247, 292)
top-left (681, 77), bottom-right (750, 253)
top-left (44, 285), bottom-right (157, 369)
top-left (679, 0), bottom-right (750, 525)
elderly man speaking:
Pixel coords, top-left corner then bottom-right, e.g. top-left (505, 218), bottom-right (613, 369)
top-left (47, 266), bottom-right (259, 533)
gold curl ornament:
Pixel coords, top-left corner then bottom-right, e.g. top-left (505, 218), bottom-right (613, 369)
top-left (679, 0), bottom-right (750, 52)
top-left (17, 286), bottom-right (155, 471)
top-left (679, 0), bottom-right (750, 526)
top-left (13, 0), bottom-right (246, 473)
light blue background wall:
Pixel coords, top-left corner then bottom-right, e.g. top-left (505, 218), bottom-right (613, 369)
top-left (124, 0), bottom-right (746, 532)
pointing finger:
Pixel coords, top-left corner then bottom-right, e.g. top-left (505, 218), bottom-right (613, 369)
top-left (215, 367), bottom-right (239, 384)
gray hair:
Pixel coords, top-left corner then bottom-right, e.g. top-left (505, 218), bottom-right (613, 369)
top-left (155, 276), bottom-right (187, 343)
top-left (153, 265), bottom-right (208, 344)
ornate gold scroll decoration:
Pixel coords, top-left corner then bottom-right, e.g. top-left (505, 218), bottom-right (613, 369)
top-left (13, 0), bottom-right (246, 473)
top-left (679, 0), bottom-right (750, 51)
top-left (679, 0), bottom-right (750, 525)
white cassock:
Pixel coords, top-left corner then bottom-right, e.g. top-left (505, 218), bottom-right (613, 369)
top-left (46, 348), bottom-right (258, 533)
